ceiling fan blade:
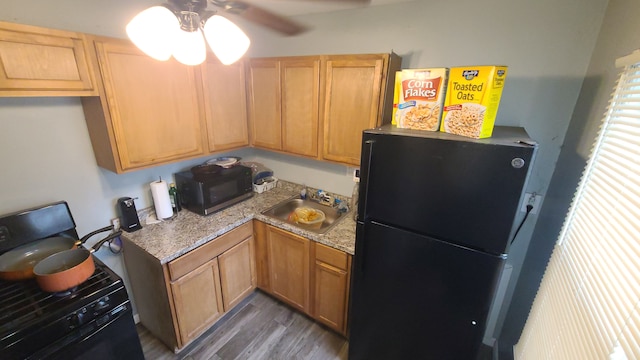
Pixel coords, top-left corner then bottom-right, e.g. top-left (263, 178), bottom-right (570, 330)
top-left (214, 0), bottom-right (308, 36)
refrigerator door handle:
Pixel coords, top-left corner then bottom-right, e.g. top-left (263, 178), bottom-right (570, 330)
top-left (359, 139), bottom-right (375, 221)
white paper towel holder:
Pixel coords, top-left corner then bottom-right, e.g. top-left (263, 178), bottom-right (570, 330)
top-left (151, 176), bottom-right (174, 220)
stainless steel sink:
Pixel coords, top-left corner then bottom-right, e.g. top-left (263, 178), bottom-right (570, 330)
top-left (261, 197), bottom-right (346, 234)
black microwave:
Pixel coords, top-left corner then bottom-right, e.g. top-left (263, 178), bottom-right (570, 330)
top-left (175, 165), bottom-right (253, 216)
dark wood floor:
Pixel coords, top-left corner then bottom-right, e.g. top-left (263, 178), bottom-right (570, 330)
top-left (137, 291), bottom-right (348, 360)
top-left (137, 290), bottom-right (494, 360)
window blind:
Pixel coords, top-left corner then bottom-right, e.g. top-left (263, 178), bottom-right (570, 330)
top-left (514, 57), bottom-right (640, 359)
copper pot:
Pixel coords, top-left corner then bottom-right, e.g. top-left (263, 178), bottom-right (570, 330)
top-left (0, 225), bottom-right (114, 281)
top-left (33, 231), bottom-right (122, 292)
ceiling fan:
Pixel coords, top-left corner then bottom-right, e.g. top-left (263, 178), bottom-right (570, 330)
top-left (126, 0), bottom-right (370, 66)
top-left (205, 0), bottom-right (371, 36)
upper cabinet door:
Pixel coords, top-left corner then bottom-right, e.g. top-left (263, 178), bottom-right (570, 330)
top-left (201, 59), bottom-right (249, 152)
top-left (281, 58), bottom-right (320, 157)
top-left (92, 39), bottom-right (206, 171)
top-left (0, 21), bottom-right (95, 97)
top-left (322, 57), bottom-right (384, 165)
top-left (248, 59), bottom-right (281, 150)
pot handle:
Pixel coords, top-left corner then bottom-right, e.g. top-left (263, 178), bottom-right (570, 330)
top-left (79, 225), bottom-right (115, 244)
top-left (89, 231), bottom-right (123, 253)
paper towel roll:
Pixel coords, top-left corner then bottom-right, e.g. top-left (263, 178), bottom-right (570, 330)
top-left (150, 179), bottom-right (173, 219)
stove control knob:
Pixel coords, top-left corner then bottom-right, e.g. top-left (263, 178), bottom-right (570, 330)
top-left (95, 299), bottom-right (110, 311)
top-left (69, 312), bottom-right (84, 328)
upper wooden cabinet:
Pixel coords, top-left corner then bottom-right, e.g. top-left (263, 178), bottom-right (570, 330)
top-left (201, 58), bottom-right (249, 152)
top-left (281, 58), bottom-right (321, 157)
top-left (248, 53), bottom-right (400, 166)
top-left (248, 57), bottom-right (321, 158)
top-left (322, 53), bottom-right (401, 165)
top-left (0, 21), bottom-right (95, 97)
top-left (248, 59), bottom-right (281, 150)
top-left (81, 36), bottom-right (207, 173)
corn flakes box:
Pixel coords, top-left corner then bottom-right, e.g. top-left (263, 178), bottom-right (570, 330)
top-left (441, 66), bottom-right (508, 139)
top-left (394, 68), bottom-right (448, 131)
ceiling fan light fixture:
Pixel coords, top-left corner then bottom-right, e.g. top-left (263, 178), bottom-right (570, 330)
top-left (172, 28), bottom-right (207, 66)
top-left (127, 2), bottom-right (253, 66)
top-left (203, 15), bottom-right (250, 65)
top-left (126, 6), bottom-right (179, 61)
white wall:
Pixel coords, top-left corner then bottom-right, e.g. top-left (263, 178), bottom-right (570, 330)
top-left (0, 96), bottom-right (252, 314)
top-left (251, 150), bottom-right (357, 196)
top-left (499, 0), bottom-right (640, 351)
top-left (0, 0), bottom-right (610, 342)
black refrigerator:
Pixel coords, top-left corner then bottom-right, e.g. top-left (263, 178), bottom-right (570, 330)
top-left (349, 124), bottom-right (537, 360)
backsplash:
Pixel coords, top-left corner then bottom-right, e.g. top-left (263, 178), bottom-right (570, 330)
top-left (277, 180), bottom-right (351, 206)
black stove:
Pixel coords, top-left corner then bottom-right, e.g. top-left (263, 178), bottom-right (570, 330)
top-left (0, 201), bottom-right (144, 360)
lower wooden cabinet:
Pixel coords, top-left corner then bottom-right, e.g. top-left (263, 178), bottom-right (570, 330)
top-left (123, 219), bottom-right (350, 352)
top-left (314, 243), bottom-right (351, 333)
top-left (122, 222), bottom-right (255, 351)
top-left (266, 226), bottom-right (311, 314)
top-left (171, 258), bottom-right (225, 345)
top-left (253, 220), bottom-right (352, 335)
top-left (218, 238), bottom-right (256, 310)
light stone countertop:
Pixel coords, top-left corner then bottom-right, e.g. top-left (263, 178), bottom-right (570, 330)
top-left (121, 181), bottom-right (356, 264)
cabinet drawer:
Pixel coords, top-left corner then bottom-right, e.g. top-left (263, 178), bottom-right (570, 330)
top-left (168, 222), bottom-right (253, 281)
top-left (315, 243), bottom-right (348, 271)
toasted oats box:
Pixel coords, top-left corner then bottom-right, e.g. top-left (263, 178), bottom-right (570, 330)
top-left (394, 68), bottom-right (448, 131)
top-left (441, 66), bottom-right (508, 139)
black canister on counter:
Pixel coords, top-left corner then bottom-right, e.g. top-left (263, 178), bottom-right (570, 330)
top-left (169, 183), bottom-right (182, 213)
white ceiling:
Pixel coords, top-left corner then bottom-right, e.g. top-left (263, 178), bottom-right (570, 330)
top-left (238, 0), bottom-right (414, 17)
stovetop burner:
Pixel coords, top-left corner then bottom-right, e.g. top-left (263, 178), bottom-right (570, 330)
top-left (51, 286), bottom-right (79, 298)
top-left (0, 256), bottom-right (128, 359)
top-left (0, 257), bottom-right (122, 336)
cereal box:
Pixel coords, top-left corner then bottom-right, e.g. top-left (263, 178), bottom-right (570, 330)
top-left (440, 66), bottom-right (508, 139)
top-left (394, 68), bottom-right (448, 131)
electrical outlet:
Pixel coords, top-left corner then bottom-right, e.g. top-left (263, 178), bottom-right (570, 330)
top-left (111, 217), bottom-right (121, 231)
top-left (346, 167), bottom-right (360, 182)
top-left (521, 193), bottom-right (542, 214)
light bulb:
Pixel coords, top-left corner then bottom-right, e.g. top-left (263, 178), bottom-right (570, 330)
top-left (172, 28), bottom-right (207, 66)
top-left (203, 15), bottom-right (250, 65)
top-left (126, 6), bottom-right (179, 61)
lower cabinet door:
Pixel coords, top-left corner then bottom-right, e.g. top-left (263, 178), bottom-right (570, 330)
top-left (218, 237), bottom-right (256, 311)
top-left (267, 226), bottom-right (311, 313)
top-left (314, 261), bottom-right (348, 333)
top-left (171, 258), bottom-right (224, 345)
